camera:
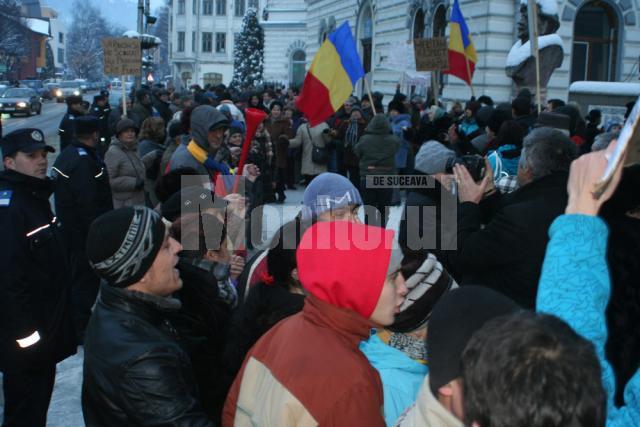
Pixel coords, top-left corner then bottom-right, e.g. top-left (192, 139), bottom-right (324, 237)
top-left (446, 155), bottom-right (486, 182)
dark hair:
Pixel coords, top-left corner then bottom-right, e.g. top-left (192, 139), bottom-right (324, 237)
top-left (170, 213), bottom-right (226, 259)
top-left (269, 100), bottom-right (284, 112)
top-left (265, 218), bottom-right (305, 288)
top-left (486, 108), bottom-right (512, 135)
top-left (494, 120), bottom-right (526, 149)
top-left (477, 95), bottom-right (494, 107)
top-left (511, 96), bottom-right (532, 117)
top-left (547, 99), bottom-right (565, 110)
top-left (521, 127), bottom-right (577, 180)
top-left (180, 106), bottom-right (194, 134)
top-left (154, 167), bottom-right (201, 203)
top-left (462, 311), bottom-right (606, 427)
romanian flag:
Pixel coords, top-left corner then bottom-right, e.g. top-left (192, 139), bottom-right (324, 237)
top-left (445, 0), bottom-right (477, 85)
top-left (297, 22), bottom-right (365, 126)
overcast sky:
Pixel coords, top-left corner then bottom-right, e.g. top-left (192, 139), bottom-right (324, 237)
top-left (42, 0), bottom-right (165, 30)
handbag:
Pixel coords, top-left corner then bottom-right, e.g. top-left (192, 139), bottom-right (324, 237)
top-left (307, 125), bottom-right (328, 165)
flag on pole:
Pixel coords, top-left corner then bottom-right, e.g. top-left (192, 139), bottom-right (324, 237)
top-left (445, 0), bottom-right (478, 85)
top-left (297, 22), bottom-right (365, 126)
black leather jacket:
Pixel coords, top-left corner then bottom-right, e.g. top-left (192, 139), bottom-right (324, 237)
top-left (82, 284), bottom-right (214, 426)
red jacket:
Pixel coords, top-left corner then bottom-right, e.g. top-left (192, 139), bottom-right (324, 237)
top-left (222, 295), bottom-right (385, 426)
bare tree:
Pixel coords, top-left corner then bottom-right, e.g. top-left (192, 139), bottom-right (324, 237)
top-left (151, 0), bottom-right (171, 79)
top-left (67, 0), bottom-right (122, 80)
top-left (0, 0), bottom-right (31, 80)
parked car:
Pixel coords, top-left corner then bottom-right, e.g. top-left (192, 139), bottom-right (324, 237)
top-left (75, 79), bottom-right (88, 93)
top-left (55, 81), bottom-right (82, 102)
top-left (0, 87), bottom-right (42, 116)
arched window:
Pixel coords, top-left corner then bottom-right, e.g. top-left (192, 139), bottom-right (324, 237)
top-left (359, 5), bottom-right (373, 74)
top-left (290, 50), bottom-right (306, 87)
top-left (571, 1), bottom-right (619, 82)
top-left (413, 8), bottom-right (425, 39)
top-left (432, 4), bottom-right (447, 38)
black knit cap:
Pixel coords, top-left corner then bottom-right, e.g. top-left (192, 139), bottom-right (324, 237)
top-left (427, 286), bottom-right (520, 395)
top-left (86, 206), bottom-right (166, 288)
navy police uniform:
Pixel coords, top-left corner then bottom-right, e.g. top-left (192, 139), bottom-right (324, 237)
top-left (89, 94), bottom-right (112, 151)
top-left (57, 95), bottom-right (84, 152)
top-left (52, 117), bottom-right (114, 339)
top-left (0, 129), bottom-right (76, 427)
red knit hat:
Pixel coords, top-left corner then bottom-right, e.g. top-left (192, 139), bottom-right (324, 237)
top-left (296, 221), bottom-right (395, 318)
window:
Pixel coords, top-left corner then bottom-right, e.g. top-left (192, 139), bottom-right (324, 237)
top-left (192, 0), bottom-right (197, 14)
top-left (413, 9), bottom-right (425, 39)
top-left (571, 1), bottom-right (619, 82)
top-left (178, 0), bottom-right (185, 14)
top-left (202, 32), bottom-right (213, 52)
top-left (216, 32), bottom-right (226, 53)
top-left (192, 31), bottom-right (196, 52)
top-left (216, 0), bottom-right (226, 15)
top-left (178, 31), bottom-right (185, 52)
top-left (57, 47), bottom-right (64, 63)
top-left (248, 0), bottom-right (258, 9)
top-left (203, 0), bottom-right (213, 15)
top-left (58, 32), bottom-right (63, 43)
top-left (234, 0), bottom-right (245, 17)
top-left (290, 50), bottom-right (306, 87)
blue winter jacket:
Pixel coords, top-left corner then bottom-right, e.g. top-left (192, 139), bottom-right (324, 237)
top-left (390, 114), bottom-right (411, 169)
top-left (360, 334), bottom-right (428, 426)
top-left (537, 215), bottom-right (640, 427)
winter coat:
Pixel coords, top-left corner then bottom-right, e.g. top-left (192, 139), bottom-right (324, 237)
top-left (52, 142), bottom-right (114, 252)
top-left (360, 334), bottom-right (428, 426)
top-left (288, 122), bottom-right (331, 176)
top-left (394, 375), bottom-right (464, 427)
top-left (222, 295), bottom-right (386, 427)
top-left (398, 178), bottom-right (458, 264)
top-left (457, 118), bottom-right (479, 137)
top-left (138, 138), bottom-right (165, 159)
top-left (169, 106), bottom-right (230, 177)
top-left (57, 110), bottom-right (81, 151)
top-left (487, 144), bottom-right (521, 178)
top-left (130, 102), bottom-right (152, 129)
top-left (537, 215), bottom-right (640, 427)
top-left (0, 170), bottom-right (76, 372)
top-left (446, 172), bottom-right (569, 308)
top-left (153, 99), bottom-right (173, 124)
top-left (160, 141), bottom-right (180, 175)
top-left (337, 118), bottom-right (367, 167)
top-left (265, 117), bottom-right (294, 169)
top-left (104, 139), bottom-right (147, 208)
top-left (173, 257), bottom-right (233, 423)
top-left (390, 114), bottom-right (412, 169)
top-left (355, 114), bottom-right (400, 177)
top-left (82, 284), bottom-right (214, 426)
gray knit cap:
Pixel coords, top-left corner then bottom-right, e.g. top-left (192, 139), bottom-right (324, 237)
top-left (415, 141), bottom-right (456, 175)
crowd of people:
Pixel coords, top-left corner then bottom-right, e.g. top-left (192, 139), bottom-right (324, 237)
top-left (0, 79), bottom-right (639, 427)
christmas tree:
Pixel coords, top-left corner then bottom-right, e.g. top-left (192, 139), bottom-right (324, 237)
top-left (231, 7), bottom-right (264, 89)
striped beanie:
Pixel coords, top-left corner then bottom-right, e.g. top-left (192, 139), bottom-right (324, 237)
top-left (86, 206), bottom-right (166, 288)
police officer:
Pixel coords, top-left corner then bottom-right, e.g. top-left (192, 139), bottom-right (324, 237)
top-left (57, 95), bottom-right (85, 152)
top-left (0, 129), bottom-right (77, 427)
top-left (52, 116), bottom-right (114, 341)
top-left (90, 94), bottom-right (112, 152)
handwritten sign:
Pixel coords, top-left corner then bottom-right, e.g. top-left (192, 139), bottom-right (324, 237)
top-left (414, 38), bottom-right (449, 72)
top-left (102, 38), bottom-right (141, 76)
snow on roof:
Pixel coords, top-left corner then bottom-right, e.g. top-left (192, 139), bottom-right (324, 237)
top-left (25, 18), bottom-right (50, 36)
top-left (506, 33), bottom-right (563, 67)
top-left (520, 0), bottom-right (558, 16)
top-left (569, 81), bottom-right (640, 96)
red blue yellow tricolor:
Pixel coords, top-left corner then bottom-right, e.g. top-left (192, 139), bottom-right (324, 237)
top-left (445, 0), bottom-right (477, 85)
top-left (297, 22), bottom-right (365, 126)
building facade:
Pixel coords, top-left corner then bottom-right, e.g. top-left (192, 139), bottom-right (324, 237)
top-left (169, 0), bottom-right (260, 87)
top-left (41, 7), bottom-right (66, 74)
top-left (174, 0), bottom-right (640, 102)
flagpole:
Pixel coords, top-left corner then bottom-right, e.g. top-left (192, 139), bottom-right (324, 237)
top-left (528, 0), bottom-right (542, 113)
top-left (464, 55), bottom-right (475, 98)
top-left (364, 78), bottom-right (377, 115)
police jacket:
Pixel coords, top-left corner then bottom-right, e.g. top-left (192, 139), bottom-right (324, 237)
top-left (82, 284), bottom-right (214, 427)
top-left (58, 111), bottom-right (81, 152)
top-left (52, 141), bottom-right (114, 251)
top-left (89, 103), bottom-right (112, 144)
top-left (0, 170), bottom-right (76, 372)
